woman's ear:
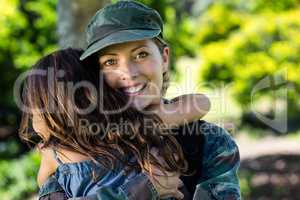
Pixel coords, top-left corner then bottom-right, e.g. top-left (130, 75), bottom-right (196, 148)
top-left (162, 46), bottom-right (169, 72)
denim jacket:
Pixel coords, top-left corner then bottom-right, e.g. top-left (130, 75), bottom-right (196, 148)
top-left (39, 120), bottom-right (241, 200)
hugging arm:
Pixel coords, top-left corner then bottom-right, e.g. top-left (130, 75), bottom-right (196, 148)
top-left (193, 124), bottom-right (241, 200)
top-left (151, 94), bottom-right (211, 126)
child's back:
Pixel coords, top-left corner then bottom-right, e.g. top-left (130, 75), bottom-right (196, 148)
top-left (45, 149), bottom-right (132, 197)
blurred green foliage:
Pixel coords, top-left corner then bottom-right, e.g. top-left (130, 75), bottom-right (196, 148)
top-left (0, 150), bottom-right (40, 200)
top-left (0, 138), bottom-right (22, 158)
top-left (0, 0), bottom-right (57, 107)
top-left (196, 0), bottom-right (300, 115)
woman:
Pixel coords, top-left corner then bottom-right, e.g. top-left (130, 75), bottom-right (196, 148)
top-left (39, 1), bottom-right (241, 199)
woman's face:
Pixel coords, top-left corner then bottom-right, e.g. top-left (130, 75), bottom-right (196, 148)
top-left (98, 39), bottom-right (169, 110)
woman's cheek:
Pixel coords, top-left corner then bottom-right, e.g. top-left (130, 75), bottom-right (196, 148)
top-left (103, 72), bottom-right (118, 88)
top-left (141, 62), bottom-right (161, 78)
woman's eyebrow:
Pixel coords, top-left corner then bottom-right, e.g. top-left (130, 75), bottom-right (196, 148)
top-left (131, 45), bottom-right (148, 52)
top-left (100, 45), bottom-right (148, 57)
top-left (99, 53), bottom-right (117, 57)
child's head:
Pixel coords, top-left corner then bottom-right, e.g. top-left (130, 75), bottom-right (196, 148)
top-left (19, 48), bottom-right (105, 147)
top-left (19, 48), bottom-right (186, 175)
top-left (81, 1), bottom-right (170, 110)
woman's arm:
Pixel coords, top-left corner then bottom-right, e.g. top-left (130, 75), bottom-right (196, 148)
top-left (193, 123), bottom-right (241, 200)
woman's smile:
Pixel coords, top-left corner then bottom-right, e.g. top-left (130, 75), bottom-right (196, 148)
top-left (121, 82), bottom-right (148, 96)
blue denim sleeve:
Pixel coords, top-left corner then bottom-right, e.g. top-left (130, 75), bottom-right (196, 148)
top-left (69, 173), bottom-right (159, 200)
top-left (193, 123), bottom-right (241, 200)
top-left (39, 173), bottom-right (159, 200)
top-left (39, 175), bottom-right (66, 199)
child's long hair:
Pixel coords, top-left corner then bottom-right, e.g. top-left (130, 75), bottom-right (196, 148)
top-left (19, 48), bottom-right (187, 178)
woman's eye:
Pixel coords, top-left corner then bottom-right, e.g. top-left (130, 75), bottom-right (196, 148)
top-left (136, 51), bottom-right (149, 59)
top-left (103, 59), bottom-right (117, 66)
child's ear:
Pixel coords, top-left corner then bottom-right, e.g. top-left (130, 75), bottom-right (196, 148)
top-left (162, 46), bottom-right (169, 72)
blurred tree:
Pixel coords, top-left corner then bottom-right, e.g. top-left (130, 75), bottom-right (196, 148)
top-left (0, 0), bottom-right (58, 147)
top-left (57, 0), bottom-right (111, 49)
top-left (0, 0), bottom-right (57, 107)
top-left (196, 0), bottom-right (300, 122)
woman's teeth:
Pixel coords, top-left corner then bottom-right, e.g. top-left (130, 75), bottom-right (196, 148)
top-left (123, 83), bottom-right (146, 95)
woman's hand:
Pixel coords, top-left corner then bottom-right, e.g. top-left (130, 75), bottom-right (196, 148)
top-left (150, 166), bottom-right (184, 199)
top-left (144, 148), bottom-right (185, 199)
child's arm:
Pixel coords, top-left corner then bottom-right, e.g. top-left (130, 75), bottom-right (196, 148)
top-left (36, 145), bottom-right (59, 187)
top-left (154, 94), bottom-right (211, 126)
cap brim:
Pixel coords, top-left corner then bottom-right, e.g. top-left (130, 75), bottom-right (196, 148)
top-left (80, 29), bottom-right (161, 60)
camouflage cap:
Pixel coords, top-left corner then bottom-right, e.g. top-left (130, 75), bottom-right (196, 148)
top-left (80, 0), bottom-right (165, 60)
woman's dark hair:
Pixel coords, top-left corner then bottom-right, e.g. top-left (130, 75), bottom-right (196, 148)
top-left (19, 48), bottom-right (187, 179)
top-left (153, 37), bottom-right (170, 96)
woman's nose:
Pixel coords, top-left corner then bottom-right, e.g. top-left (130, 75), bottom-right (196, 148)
top-left (120, 61), bottom-right (139, 81)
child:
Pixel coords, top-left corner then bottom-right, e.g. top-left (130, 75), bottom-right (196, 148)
top-left (19, 48), bottom-right (210, 199)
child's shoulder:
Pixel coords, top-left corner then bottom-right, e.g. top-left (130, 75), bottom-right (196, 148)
top-left (36, 144), bottom-right (91, 187)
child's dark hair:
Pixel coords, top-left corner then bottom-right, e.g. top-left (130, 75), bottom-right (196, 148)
top-left (19, 48), bottom-right (187, 178)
